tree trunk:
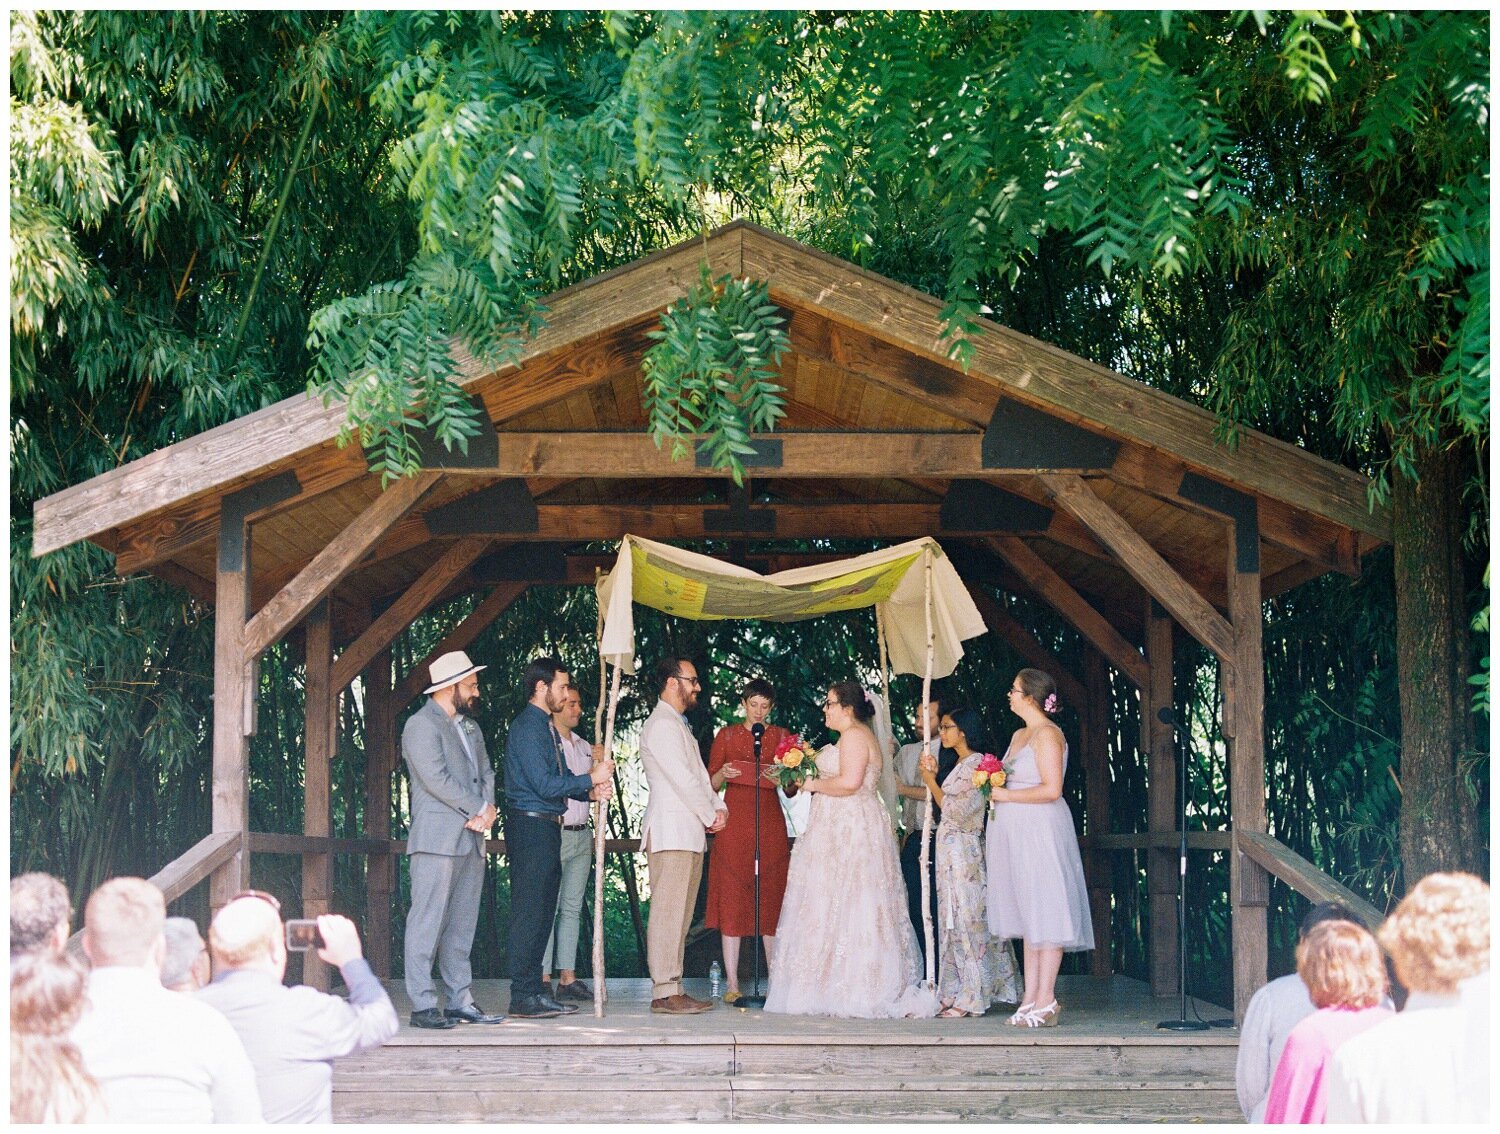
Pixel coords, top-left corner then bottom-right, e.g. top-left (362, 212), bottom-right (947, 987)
top-left (1391, 432), bottom-right (1483, 886)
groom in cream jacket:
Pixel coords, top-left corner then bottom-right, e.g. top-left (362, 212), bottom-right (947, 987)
top-left (639, 656), bottom-right (727, 1015)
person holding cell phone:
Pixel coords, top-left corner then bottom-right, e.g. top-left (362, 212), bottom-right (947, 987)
top-left (196, 892), bottom-right (399, 1124)
top-left (704, 678), bottom-right (791, 1004)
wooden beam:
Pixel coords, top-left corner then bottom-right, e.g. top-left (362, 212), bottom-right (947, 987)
top-left (984, 534), bottom-right (1149, 690)
top-left (743, 224), bottom-right (1387, 540)
top-left (491, 431), bottom-right (986, 479)
top-left (34, 228), bottom-right (745, 559)
top-left (301, 600), bottom-right (335, 992)
top-left (1040, 474), bottom-right (1236, 663)
top-left (1082, 830), bottom-right (1234, 853)
top-left (1236, 832), bottom-right (1384, 929)
top-left (210, 494), bottom-right (254, 908)
top-left (364, 649), bottom-right (395, 979)
top-left (965, 585), bottom-right (1087, 710)
top-left (241, 473), bottom-right (440, 661)
top-left (331, 537), bottom-right (492, 693)
top-left (149, 831), bottom-right (244, 906)
top-left (394, 582), bottom-right (528, 710)
top-left (1226, 540), bottom-right (1269, 1025)
top-left (1144, 603), bottom-right (1179, 998)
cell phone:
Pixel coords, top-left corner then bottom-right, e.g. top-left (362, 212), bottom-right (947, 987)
top-left (285, 919), bottom-right (324, 952)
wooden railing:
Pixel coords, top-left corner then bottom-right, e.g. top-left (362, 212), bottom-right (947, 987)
top-left (1236, 830), bottom-right (1385, 927)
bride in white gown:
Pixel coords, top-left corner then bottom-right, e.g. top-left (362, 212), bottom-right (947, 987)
top-left (765, 681), bottom-right (939, 1019)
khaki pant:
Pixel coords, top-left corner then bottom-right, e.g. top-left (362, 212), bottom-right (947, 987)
top-left (646, 849), bottom-right (703, 999)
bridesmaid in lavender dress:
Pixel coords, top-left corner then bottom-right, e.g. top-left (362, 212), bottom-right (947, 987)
top-left (985, 668), bottom-right (1093, 1027)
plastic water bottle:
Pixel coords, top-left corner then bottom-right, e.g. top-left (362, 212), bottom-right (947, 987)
top-left (708, 960), bottom-right (723, 1001)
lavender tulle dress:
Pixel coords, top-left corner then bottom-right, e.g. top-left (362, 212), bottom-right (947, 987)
top-left (985, 731), bottom-right (1094, 951)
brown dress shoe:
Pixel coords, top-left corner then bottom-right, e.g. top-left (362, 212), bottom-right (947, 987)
top-left (650, 994), bottom-right (711, 1015)
top-left (681, 993), bottom-right (713, 1011)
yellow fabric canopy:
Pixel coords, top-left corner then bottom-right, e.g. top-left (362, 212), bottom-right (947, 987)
top-left (596, 535), bottom-right (985, 677)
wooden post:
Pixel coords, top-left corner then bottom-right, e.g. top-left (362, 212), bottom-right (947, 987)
top-left (1144, 601), bottom-right (1179, 998)
top-left (364, 648), bottom-right (395, 979)
top-left (302, 599), bottom-right (335, 991)
top-left (1226, 534), bottom-right (1269, 1023)
top-left (210, 494), bottom-right (255, 910)
top-left (1080, 648), bottom-right (1112, 979)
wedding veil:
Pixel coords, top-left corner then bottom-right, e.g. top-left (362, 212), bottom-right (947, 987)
top-left (867, 690), bottom-right (902, 830)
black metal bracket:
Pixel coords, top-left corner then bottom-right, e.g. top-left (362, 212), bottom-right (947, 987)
top-left (218, 471), bottom-right (301, 572)
top-left (696, 438), bottom-right (783, 469)
top-left (704, 482), bottom-right (776, 533)
top-left (940, 480), bottom-right (1054, 533)
top-left (982, 398), bottom-right (1120, 470)
top-left (1177, 472), bottom-right (1260, 573)
top-left (412, 394), bottom-right (499, 470)
top-left (472, 542), bottom-right (568, 583)
top-left (423, 481), bottom-right (539, 535)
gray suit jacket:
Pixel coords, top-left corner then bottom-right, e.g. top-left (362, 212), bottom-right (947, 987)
top-left (403, 698), bottom-right (495, 856)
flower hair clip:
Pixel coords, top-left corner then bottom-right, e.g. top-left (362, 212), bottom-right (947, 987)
top-left (1043, 693), bottom-right (1058, 714)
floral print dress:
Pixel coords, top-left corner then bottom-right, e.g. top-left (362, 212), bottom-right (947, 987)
top-left (936, 753), bottom-right (1022, 1013)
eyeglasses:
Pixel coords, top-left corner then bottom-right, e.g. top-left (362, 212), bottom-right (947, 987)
top-left (672, 673), bottom-right (700, 687)
top-left (233, 889), bottom-right (281, 913)
top-left (938, 722), bottom-right (958, 731)
top-left (822, 698), bottom-right (842, 708)
top-left (1008, 687), bottom-right (1024, 695)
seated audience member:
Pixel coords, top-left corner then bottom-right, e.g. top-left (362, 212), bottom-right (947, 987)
top-left (10, 872), bottom-right (71, 962)
top-left (1325, 871), bottom-right (1490, 1123)
top-left (10, 951), bottom-right (104, 1122)
top-left (197, 894), bottom-right (399, 1124)
top-left (1263, 919), bottom-right (1392, 1123)
top-left (162, 916), bottom-right (211, 992)
top-left (1236, 902), bottom-right (1362, 1122)
top-left (71, 877), bottom-right (263, 1123)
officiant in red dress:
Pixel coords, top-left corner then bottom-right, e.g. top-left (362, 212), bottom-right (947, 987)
top-left (705, 678), bottom-right (791, 1004)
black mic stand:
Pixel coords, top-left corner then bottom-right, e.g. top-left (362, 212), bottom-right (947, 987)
top-left (739, 722), bottom-right (768, 1008)
top-left (1156, 706), bottom-right (1209, 1033)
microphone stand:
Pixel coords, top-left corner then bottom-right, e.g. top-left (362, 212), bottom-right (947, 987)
top-left (739, 722), bottom-right (768, 1008)
top-left (1156, 706), bottom-right (1209, 1032)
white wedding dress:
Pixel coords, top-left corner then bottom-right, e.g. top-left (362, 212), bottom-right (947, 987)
top-left (765, 739), bottom-right (939, 1018)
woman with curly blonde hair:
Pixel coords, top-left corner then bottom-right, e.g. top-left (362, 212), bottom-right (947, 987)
top-left (1263, 920), bottom-right (1392, 1122)
top-left (1325, 872), bottom-right (1490, 1123)
top-left (10, 951), bottom-right (105, 1122)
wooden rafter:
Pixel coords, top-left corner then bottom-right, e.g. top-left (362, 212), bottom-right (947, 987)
top-left (1040, 473), bottom-right (1234, 662)
top-left (394, 582), bottom-right (529, 710)
top-left (241, 472), bottom-right (440, 661)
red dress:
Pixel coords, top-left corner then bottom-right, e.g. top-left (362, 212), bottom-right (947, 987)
top-left (705, 723), bottom-right (791, 937)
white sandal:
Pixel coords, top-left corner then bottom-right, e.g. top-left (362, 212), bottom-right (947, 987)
top-left (1018, 999), bottom-right (1061, 1028)
top-left (1005, 1001), bottom-right (1035, 1026)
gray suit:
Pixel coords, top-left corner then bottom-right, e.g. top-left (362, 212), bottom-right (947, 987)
top-left (402, 697), bottom-right (494, 1011)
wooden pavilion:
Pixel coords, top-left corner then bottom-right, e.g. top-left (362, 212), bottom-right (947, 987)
top-left (32, 221), bottom-right (1389, 1029)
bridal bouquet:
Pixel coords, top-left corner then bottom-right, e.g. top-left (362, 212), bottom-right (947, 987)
top-left (764, 734), bottom-right (821, 792)
top-left (973, 753), bottom-right (1007, 800)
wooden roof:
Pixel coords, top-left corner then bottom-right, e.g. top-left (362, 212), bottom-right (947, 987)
top-left (33, 221), bottom-right (1389, 647)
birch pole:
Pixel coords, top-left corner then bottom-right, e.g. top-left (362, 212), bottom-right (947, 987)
top-left (593, 660), bottom-right (623, 1018)
top-left (918, 549), bottom-right (937, 987)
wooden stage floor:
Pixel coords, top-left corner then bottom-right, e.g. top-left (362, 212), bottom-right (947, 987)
top-left (333, 975), bottom-right (1242, 1123)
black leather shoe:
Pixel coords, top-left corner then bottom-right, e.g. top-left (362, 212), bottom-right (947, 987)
top-left (543, 992), bottom-right (579, 1015)
top-left (445, 1003), bottom-right (506, 1025)
top-left (555, 980), bottom-right (592, 1003)
top-left (410, 1007), bottom-right (459, 1030)
top-left (508, 994), bottom-right (563, 1019)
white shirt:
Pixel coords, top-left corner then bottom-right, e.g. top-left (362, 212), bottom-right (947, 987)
top-left (72, 965), bottom-right (263, 1124)
top-left (1324, 990), bottom-right (1472, 1123)
top-left (639, 700), bottom-right (725, 854)
top-left (1234, 972), bottom-right (1315, 1122)
top-left (894, 740), bottom-right (930, 834)
top-left (555, 729), bottom-right (595, 827)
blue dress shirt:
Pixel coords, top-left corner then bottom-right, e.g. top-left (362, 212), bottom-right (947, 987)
top-left (503, 702), bottom-right (593, 814)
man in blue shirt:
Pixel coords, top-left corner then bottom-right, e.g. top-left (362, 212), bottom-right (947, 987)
top-left (504, 656), bottom-right (614, 1018)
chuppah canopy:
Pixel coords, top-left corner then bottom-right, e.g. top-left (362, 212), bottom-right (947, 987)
top-left (595, 534), bottom-right (987, 676)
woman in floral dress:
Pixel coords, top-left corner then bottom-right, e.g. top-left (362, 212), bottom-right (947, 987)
top-left (920, 706), bottom-right (1022, 1017)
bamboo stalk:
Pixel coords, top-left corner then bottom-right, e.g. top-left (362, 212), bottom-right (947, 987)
top-left (918, 548), bottom-right (936, 987)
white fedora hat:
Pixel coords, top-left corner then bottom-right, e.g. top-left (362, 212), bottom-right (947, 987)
top-left (423, 650), bottom-right (487, 695)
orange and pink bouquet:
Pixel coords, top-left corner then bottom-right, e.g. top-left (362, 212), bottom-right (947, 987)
top-left (763, 734), bottom-right (821, 792)
top-left (972, 753), bottom-right (1007, 800)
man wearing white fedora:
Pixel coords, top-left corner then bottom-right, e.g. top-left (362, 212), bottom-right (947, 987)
top-left (402, 650), bottom-right (506, 1029)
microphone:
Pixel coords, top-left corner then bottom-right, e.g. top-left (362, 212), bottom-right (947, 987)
top-left (751, 722), bottom-right (766, 759)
